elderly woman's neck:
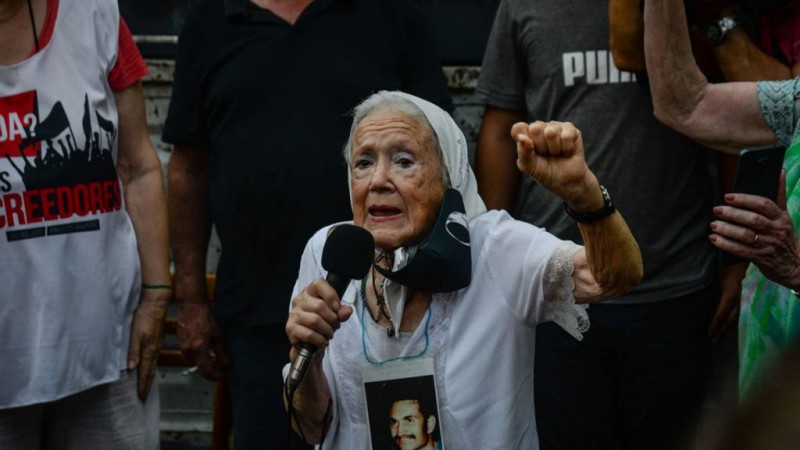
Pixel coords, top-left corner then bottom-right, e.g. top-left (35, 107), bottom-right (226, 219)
top-left (366, 270), bottom-right (431, 334)
top-left (374, 250), bottom-right (394, 270)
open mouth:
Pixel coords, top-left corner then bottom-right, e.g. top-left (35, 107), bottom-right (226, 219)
top-left (368, 205), bottom-right (402, 218)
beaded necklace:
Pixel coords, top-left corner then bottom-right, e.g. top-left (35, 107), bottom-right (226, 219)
top-left (359, 252), bottom-right (432, 364)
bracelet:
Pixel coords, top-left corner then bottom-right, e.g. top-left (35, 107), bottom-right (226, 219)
top-left (142, 284), bottom-right (173, 290)
top-left (563, 185), bottom-right (616, 224)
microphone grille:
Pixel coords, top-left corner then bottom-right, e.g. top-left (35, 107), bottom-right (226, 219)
top-left (321, 224), bottom-right (374, 279)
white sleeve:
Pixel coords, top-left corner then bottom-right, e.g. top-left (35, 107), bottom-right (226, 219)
top-left (289, 226), bottom-right (331, 303)
top-left (540, 242), bottom-right (589, 340)
top-left (471, 211), bottom-right (588, 339)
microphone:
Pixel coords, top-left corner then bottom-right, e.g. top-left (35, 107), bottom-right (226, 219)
top-left (287, 224), bottom-right (374, 392)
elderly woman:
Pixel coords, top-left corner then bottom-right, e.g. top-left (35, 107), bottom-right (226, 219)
top-left (643, 0), bottom-right (800, 397)
top-left (284, 91), bottom-right (643, 449)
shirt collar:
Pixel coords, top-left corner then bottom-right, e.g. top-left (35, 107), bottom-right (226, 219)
top-left (223, 0), bottom-right (345, 21)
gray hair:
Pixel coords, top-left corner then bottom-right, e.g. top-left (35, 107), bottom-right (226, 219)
top-left (342, 91), bottom-right (450, 186)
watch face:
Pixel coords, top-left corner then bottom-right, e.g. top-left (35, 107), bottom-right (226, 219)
top-left (705, 16), bottom-right (738, 46)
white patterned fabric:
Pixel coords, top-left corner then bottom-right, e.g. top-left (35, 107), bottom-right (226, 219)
top-left (757, 78), bottom-right (800, 147)
top-left (286, 210), bottom-right (588, 450)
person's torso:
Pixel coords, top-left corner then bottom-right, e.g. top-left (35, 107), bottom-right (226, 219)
top-left (502, 0), bottom-right (718, 303)
top-left (317, 212), bottom-right (566, 449)
top-left (0, 0), bottom-right (140, 408)
top-left (740, 85), bottom-right (800, 396)
top-left (187, 0), bottom-right (451, 325)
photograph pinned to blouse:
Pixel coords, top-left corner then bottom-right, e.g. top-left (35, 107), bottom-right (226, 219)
top-left (362, 358), bottom-right (445, 450)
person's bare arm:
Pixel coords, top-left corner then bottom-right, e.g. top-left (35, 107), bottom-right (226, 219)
top-left (609, 0), bottom-right (647, 72)
top-left (713, 28), bottom-right (800, 81)
top-left (114, 81), bottom-right (171, 400)
top-left (168, 145), bottom-right (227, 380)
top-left (703, 23), bottom-right (797, 338)
top-left (570, 212), bottom-right (645, 303)
top-left (283, 356), bottom-right (331, 444)
top-left (284, 279), bottom-right (353, 444)
top-left (475, 107), bottom-right (526, 211)
top-left (643, 0), bottom-right (778, 152)
top-left (512, 121), bottom-right (643, 303)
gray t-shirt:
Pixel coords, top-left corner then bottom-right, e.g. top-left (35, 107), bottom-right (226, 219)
top-left (475, 0), bottom-right (717, 303)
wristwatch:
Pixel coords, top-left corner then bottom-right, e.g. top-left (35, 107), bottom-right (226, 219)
top-left (563, 185), bottom-right (616, 224)
top-left (704, 16), bottom-right (739, 47)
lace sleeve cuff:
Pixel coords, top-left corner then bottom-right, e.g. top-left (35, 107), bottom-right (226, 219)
top-left (541, 242), bottom-right (589, 340)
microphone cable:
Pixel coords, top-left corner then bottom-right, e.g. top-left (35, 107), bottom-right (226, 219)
top-left (285, 374), bottom-right (333, 448)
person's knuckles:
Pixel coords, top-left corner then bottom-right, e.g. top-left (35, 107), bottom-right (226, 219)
top-left (528, 121), bottom-right (543, 135)
top-left (510, 122), bottom-right (529, 139)
top-left (305, 310), bottom-right (333, 332)
top-left (543, 123), bottom-right (561, 140)
top-left (530, 124), bottom-right (547, 144)
top-left (308, 297), bottom-right (335, 315)
top-left (300, 328), bottom-right (325, 347)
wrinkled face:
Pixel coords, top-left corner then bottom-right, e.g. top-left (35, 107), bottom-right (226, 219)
top-left (388, 400), bottom-right (434, 450)
top-left (351, 109), bottom-right (446, 251)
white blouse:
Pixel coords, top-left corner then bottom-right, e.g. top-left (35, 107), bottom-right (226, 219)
top-left (286, 210), bottom-right (587, 450)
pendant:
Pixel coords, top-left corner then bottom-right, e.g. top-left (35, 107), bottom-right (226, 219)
top-left (386, 326), bottom-right (395, 338)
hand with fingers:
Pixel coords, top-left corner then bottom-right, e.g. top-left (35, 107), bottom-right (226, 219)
top-left (177, 302), bottom-right (228, 381)
top-left (128, 288), bottom-right (170, 400)
top-left (286, 279), bottom-right (353, 367)
top-left (511, 121), bottom-right (605, 213)
top-left (710, 171), bottom-right (800, 289)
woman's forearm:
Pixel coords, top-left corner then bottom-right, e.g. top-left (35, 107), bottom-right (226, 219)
top-left (284, 361), bottom-right (333, 445)
top-left (643, 0), bottom-right (776, 150)
top-left (124, 167), bottom-right (170, 286)
top-left (114, 83), bottom-right (170, 287)
top-left (573, 208), bottom-right (643, 303)
top-left (643, 0), bottom-right (711, 135)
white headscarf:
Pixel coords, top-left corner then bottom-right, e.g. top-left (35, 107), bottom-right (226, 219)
top-left (346, 90), bottom-right (486, 219)
top-left (345, 91), bottom-right (487, 335)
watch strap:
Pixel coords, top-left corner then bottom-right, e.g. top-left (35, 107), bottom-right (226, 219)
top-left (563, 185), bottom-right (616, 224)
top-left (704, 15), bottom-right (739, 46)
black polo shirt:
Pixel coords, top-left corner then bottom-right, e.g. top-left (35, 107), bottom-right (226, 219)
top-left (162, 0), bottom-right (452, 327)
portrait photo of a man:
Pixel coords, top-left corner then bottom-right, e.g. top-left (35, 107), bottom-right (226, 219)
top-left (388, 396), bottom-right (441, 450)
top-left (363, 365), bottom-right (444, 450)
